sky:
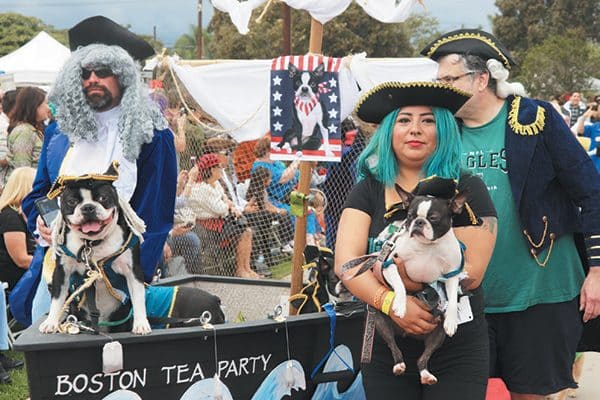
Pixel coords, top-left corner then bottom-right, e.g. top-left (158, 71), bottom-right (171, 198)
top-left (2, 0), bottom-right (498, 49)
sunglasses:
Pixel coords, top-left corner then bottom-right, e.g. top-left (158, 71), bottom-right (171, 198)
top-left (81, 68), bottom-right (114, 80)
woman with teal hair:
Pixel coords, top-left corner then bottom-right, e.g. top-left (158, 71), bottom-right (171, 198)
top-left (335, 82), bottom-right (498, 399)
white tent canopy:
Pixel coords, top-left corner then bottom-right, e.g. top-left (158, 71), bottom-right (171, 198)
top-left (0, 31), bottom-right (70, 90)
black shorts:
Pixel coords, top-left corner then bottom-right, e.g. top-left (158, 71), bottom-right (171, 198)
top-left (362, 290), bottom-right (489, 400)
top-left (487, 297), bottom-right (582, 396)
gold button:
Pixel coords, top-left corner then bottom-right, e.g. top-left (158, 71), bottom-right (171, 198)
top-left (542, 216), bottom-right (548, 222)
top-left (549, 233), bottom-right (555, 239)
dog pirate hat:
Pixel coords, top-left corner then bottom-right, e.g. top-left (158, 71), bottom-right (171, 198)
top-left (420, 29), bottom-right (516, 70)
top-left (355, 81), bottom-right (471, 124)
top-left (68, 15), bottom-right (155, 61)
top-left (47, 161), bottom-right (120, 200)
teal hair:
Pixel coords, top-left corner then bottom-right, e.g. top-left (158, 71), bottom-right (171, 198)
top-left (357, 107), bottom-right (462, 186)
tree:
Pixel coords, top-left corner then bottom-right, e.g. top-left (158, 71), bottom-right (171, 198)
top-left (0, 13), bottom-right (68, 56)
top-left (492, 0), bottom-right (600, 63)
top-left (204, 2), bottom-right (430, 59)
top-left (517, 33), bottom-right (600, 98)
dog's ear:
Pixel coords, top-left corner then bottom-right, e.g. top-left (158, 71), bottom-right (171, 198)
top-left (394, 184), bottom-right (414, 208)
top-left (313, 63), bottom-right (325, 78)
top-left (288, 63), bottom-right (299, 78)
top-left (103, 161), bottom-right (119, 177)
top-left (450, 191), bottom-right (468, 214)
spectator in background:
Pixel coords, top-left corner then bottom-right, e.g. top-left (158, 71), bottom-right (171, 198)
top-left (0, 90), bottom-right (19, 191)
top-left (167, 168), bottom-right (201, 273)
top-left (306, 189), bottom-right (326, 247)
top-left (576, 101), bottom-right (600, 172)
top-left (549, 93), bottom-right (570, 126)
top-left (563, 92), bottom-right (586, 128)
top-left (6, 87), bottom-right (49, 176)
top-left (0, 167), bottom-right (33, 383)
top-left (251, 135), bottom-right (298, 251)
top-left (0, 167), bottom-right (36, 289)
top-left (252, 135), bottom-right (300, 210)
top-left (186, 153), bottom-right (258, 278)
top-left (245, 166), bottom-right (288, 271)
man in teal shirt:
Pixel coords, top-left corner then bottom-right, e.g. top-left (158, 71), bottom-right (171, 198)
top-left (422, 29), bottom-right (600, 399)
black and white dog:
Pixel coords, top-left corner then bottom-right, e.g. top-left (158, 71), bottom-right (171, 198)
top-left (39, 164), bottom-right (224, 335)
top-left (343, 179), bottom-right (469, 384)
top-left (291, 245), bottom-right (352, 314)
top-left (277, 63), bottom-right (333, 157)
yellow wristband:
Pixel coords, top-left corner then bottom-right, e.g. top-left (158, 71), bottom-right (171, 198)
top-left (380, 291), bottom-right (395, 315)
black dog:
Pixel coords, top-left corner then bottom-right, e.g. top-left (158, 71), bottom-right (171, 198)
top-left (39, 163), bottom-right (224, 335)
top-left (278, 63), bottom-right (333, 156)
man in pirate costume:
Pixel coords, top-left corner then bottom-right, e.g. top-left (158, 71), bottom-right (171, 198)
top-left (10, 16), bottom-right (177, 326)
top-left (421, 29), bottom-right (600, 399)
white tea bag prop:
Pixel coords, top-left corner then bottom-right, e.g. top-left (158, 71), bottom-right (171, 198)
top-left (103, 341), bottom-right (123, 373)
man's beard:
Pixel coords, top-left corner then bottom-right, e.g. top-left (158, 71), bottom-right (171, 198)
top-left (84, 86), bottom-right (114, 111)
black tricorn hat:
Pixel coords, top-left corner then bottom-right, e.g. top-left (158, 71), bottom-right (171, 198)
top-left (420, 29), bottom-right (516, 70)
top-left (355, 82), bottom-right (471, 124)
top-left (68, 16), bottom-right (155, 61)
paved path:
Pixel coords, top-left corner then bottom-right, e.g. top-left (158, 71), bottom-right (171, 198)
top-left (574, 352), bottom-right (600, 399)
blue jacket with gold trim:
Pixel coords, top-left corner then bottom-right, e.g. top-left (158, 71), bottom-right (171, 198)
top-left (504, 95), bottom-right (600, 263)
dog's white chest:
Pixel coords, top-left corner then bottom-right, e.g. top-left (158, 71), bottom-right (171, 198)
top-left (297, 103), bottom-right (323, 138)
top-left (393, 232), bottom-right (462, 283)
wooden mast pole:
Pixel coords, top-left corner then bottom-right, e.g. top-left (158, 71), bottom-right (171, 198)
top-left (289, 18), bottom-right (323, 316)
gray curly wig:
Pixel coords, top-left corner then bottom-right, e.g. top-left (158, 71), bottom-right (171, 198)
top-left (49, 44), bottom-right (168, 161)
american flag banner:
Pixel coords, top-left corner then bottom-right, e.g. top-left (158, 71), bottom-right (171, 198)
top-left (270, 55), bottom-right (342, 162)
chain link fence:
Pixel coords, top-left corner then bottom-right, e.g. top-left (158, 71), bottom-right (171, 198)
top-left (152, 71), bottom-right (370, 279)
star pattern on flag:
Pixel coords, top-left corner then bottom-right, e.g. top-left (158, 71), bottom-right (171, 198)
top-left (273, 91), bottom-right (282, 101)
top-left (328, 109), bottom-right (338, 119)
top-left (273, 121), bottom-right (283, 131)
top-left (273, 75), bottom-right (282, 86)
top-left (328, 93), bottom-right (338, 103)
top-left (328, 123), bottom-right (337, 134)
top-left (328, 78), bottom-right (337, 87)
top-left (272, 106), bottom-right (282, 117)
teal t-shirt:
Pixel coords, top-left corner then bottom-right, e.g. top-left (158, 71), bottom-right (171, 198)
top-left (461, 101), bottom-right (584, 313)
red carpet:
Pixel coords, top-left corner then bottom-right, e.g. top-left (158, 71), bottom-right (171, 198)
top-left (486, 378), bottom-right (510, 400)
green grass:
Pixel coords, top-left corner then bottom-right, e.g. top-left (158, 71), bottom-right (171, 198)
top-left (270, 258), bottom-right (292, 280)
top-left (0, 351), bottom-right (28, 400)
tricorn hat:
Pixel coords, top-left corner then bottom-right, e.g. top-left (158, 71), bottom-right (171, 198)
top-left (68, 15), bottom-right (155, 61)
top-left (355, 82), bottom-right (471, 124)
top-left (420, 29), bottom-right (516, 70)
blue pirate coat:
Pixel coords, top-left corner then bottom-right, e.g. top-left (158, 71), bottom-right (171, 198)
top-left (502, 95), bottom-right (600, 263)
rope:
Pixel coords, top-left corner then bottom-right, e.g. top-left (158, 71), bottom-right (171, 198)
top-left (165, 57), bottom-right (266, 135)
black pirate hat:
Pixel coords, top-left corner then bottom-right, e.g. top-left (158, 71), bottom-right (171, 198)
top-left (413, 176), bottom-right (458, 199)
top-left (355, 81), bottom-right (471, 124)
top-left (68, 15), bottom-right (155, 61)
top-left (420, 29), bottom-right (516, 70)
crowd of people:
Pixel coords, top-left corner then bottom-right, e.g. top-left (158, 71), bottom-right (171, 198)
top-left (0, 13), bottom-right (597, 400)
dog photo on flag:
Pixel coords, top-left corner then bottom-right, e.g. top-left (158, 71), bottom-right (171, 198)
top-left (270, 55), bottom-right (342, 162)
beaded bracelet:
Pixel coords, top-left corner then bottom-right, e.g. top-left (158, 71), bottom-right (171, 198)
top-left (380, 291), bottom-right (395, 316)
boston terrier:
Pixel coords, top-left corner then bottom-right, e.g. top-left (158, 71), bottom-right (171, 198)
top-left (39, 163), bottom-right (224, 335)
top-left (278, 62), bottom-right (333, 157)
top-left (343, 178), bottom-right (469, 384)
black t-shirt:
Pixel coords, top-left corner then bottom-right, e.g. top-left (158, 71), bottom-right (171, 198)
top-left (344, 172), bottom-right (497, 238)
top-left (0, 206), bottom-right (36, 289)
